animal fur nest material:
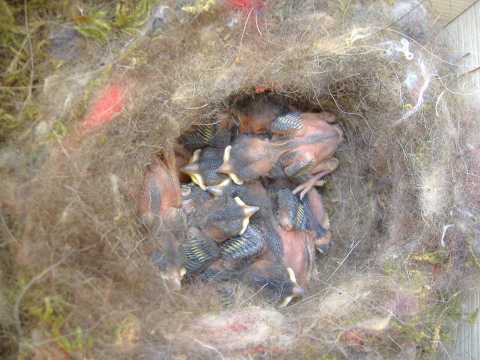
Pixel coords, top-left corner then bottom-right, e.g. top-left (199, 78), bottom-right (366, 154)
top-left (1, 0), bottom-right (476, 358)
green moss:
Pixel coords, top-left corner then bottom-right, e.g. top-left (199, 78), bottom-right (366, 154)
top-left (410, 250), bottom-right (449, 266)
top-left (467, 242), bottom-right (480, 270)
top-left (113, 0), bottom-right (158, 34)
top-left (0, 0), bottom-right (156, 143)
top-left (182, 0), bottom-right (218, 15)
top-left (392, 319), bottom-right (429, 342)
top-left (467, 308), bottom-right (479, 326)
top-left (0, 0), bottom-right (57, 142)
top-left (73, 0), bottom-right (159, 42)
top-left (320, 356), bottom-right (343, 360)
top-left (377, 241), bottom-right (459, 356)
top-left (411, 138), bottom-right (433, 170)
top-left (405, 269), bottom-right (428, 291)
top-left (6, 271), bottom-right (93, 358)
top-left (48, 120), bottom-right (68, 141)
top-left (27, 295), bottom-right (94, 354)
top-left (443, 292), bottom-right (462, 322)
top-left (74, 10), bottom-right (112, 43)
top-left (383, 258), bottom-right (400, 275)
top-left (334, 0), bottom-right (353, 18)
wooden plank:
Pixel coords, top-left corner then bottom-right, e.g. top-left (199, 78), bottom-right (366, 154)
top-left (431, 0), bottom-right (478, 25)
top-left (444, 0), bottom-right (480, 90)
top-left (444, 286), bottom-right (480, 359)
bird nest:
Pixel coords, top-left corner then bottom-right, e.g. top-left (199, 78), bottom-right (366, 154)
top-left (1, 0), bottom-right (476, 359)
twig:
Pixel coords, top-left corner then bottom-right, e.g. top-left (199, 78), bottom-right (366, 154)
top-left (22, 0), bottom-right (35, 106)
top-left (184, 103), bottom-right (209, 110)
top-left (326, 238), bottom-right (362, 282)
top-left (380, 0), bottom-right (427, 35)
top-left (239, 284), bottom-right (267, 307)
top-left (0, 213), bottom-right (17, 247)
top-left (240, 7), bottom-right (254, 45)
top-left (255, 11), bottom-right (262, 37)
top-left (436, 72), bottom-right (480, 97)
top-left (327, 84), bottom-right (373, 133)
top-left (53, 131), bottom-right (81, 175)
top-left (192, 338), bottom-right (225, 360)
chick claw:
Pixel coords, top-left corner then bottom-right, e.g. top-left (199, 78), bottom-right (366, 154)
top-left (292, 171), bottom-right (329, 199)
top-left (292, 158), bottom-right (339, 199)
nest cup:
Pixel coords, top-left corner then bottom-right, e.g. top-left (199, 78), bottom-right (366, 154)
top-left (3, 1), bottom-right (474, 358)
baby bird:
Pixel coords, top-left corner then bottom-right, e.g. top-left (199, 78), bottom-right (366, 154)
top-left (151, 229), bottom-right (186, 291)
top-left (207, 179), bottom-right (274, 216)
top-left (220, 223), bottom-right (265, 261)
top-left (303, 188), bottom-right (332, 254)
top-left (181, 147), bottom-right (228, 190)
top-left (198, 258), bottom-right (238, 284)
top-left (208, 180), bottom-right (287, 260)
top-left (179, 112), bottom-right (234, 151)
top-left (138, 152), bottom-right (190, 290)
top-left (276, 187), bottom-right (332, 255)
top-left (188, 225), bottom-right (266, 283)
top-left (206, 180), bottom-right (287, 274)
top-left (182, 195), bottom-right (259, 279)
top-left (240, 258), bottom-right (305, 307)
top-left (275, 187), bottom-right (307, 231)
top-left (276, 226), bottom-right (315, 288)
top-left (182, 227), bottom-right (221, 274)
top-left (259, 187), bottom-right (316, 287)
top-left (200, 250), bottom-right (305, 307)
top-left (180, 183), bottom-right (212, 216)
top-left (172, 143), bottom-right (193, 183)
top-left (137, 154), bottom-right (182, 228)
top-left (205, 178), bottom-right (236, 197)
top-left (200, 213), bottom-right (307, 306)
top-left (272, 112), bottom-right (343, 198)
top-left (191, 195), bottom-right (259, 243)
top-left (233, 95), bottom-right (289, 134)
top-left (236, 202), bottom-right (310, 296)
top-left (200, 246), bottom-right (305, 307)
top-left (217, 135), bottom-right (287, 185)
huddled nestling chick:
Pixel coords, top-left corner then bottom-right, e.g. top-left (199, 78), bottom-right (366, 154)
top-left (137, 152), bottom-right (185, 290)
top-left (232, 94), bottom-right (289, 134)
top-left (137, 95), bottom-right (342, 306)
top-left (271, 111), bottom-right (342, 198)
top-left (137, 153), bottom-right (182, 228)
top-left (181, 147), bottom-right (229, 190)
